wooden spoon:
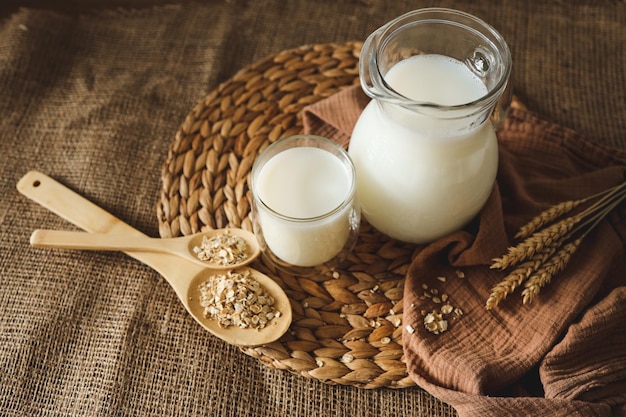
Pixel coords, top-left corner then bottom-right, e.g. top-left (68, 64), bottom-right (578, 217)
top-left (29, 228), bottom-right (260, 270)
top-left (17, 170), bottom-right (291, 347)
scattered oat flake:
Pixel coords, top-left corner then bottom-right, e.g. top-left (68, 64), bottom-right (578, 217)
top-left (439, 320), bottom-right (449, 332)
top-left (341, 353), bottom-right (354, 363)
top-left (424, 311), bottom-right (448, 335)
top-left (441, 304), bottom-right (453, 314)
top-left (380, 337), bottom-right (391, 344)
top-left (405, 324), bottom-right (415, 334)
top-left (415, 274), bottom-right (466, 334)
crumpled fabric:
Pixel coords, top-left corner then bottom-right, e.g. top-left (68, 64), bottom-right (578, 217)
top-left (303, 85), bottom-right (626, 417)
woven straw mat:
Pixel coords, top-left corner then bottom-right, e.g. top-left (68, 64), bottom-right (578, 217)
top-left (157, 41), bottom-right (419, 389)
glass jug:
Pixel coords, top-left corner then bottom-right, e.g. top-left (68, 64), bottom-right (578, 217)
top-left (348, 8), bottom-right (512, 244)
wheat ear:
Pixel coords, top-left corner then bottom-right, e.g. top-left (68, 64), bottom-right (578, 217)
top-left (485, 243), bottom-right (558, 309)
top-left (521, 238), bottom-right (582, 304)
top-left (491, 216), bottom-right (580, 270)
top-left (515, 199), bottom-right (586, 239)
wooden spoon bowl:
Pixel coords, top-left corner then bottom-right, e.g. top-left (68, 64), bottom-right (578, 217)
top-left (186, 267), bottom-right (292, 346)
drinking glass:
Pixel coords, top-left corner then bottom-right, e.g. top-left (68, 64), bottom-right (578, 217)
top-left (250, 135), bottom-right (360, 275)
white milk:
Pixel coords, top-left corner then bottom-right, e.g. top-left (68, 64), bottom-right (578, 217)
top-left (349, 54), bottom-right (499, 243)
top-left (255, 147), bottom-right (353, 266)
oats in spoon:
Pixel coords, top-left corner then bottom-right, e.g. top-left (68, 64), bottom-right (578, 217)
top-left (192, 230), bottom-right (249, 266)
top-left (198, 270), bottom-right (280, 330)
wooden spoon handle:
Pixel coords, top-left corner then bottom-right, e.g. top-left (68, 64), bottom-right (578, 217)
top-left (17, 171), bottom-right (142, 236)
top-left (16, 171), bottom-right (199, 298)
top-left (30, 229), bottom-right (166, 253)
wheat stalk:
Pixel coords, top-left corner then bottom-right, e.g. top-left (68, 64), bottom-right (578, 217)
top-left (486, 179), bottom-right (626, 308)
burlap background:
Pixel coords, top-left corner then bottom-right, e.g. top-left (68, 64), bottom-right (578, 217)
top-left (1, 1), bottom-right (624, 416)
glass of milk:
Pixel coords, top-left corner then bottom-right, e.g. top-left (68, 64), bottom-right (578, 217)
top-left (349, 8), bottom-right (512, 244)
top-left (250, 135), bottom-right (360, 274)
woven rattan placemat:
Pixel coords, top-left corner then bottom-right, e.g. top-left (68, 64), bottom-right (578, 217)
top-left (157, 41), bottom-right (419, 389)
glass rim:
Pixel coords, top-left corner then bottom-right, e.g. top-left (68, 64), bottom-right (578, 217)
top-left (250, 134), bottom-right (357, 222)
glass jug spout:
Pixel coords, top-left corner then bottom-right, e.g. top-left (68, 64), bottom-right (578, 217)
top-left (359, 8), bottom-right (512, 133)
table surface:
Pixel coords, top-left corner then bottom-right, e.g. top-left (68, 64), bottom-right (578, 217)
top-left (1, 1), bottom-right (624, 416)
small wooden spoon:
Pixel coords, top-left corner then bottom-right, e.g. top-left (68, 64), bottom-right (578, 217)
top-left (17, 170), bottom-right (291, 347)
top-left (29, 228), bottom-right (260, 270)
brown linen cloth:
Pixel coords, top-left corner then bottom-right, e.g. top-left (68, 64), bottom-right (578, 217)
top-left (303, 85), bottom-right (626, 417)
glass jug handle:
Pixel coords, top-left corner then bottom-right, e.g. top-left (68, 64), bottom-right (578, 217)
top-left (359, 29), bottom-right (385, 100)
top-left (491, 77), bottom-right (513, 129)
